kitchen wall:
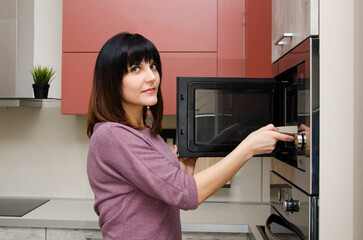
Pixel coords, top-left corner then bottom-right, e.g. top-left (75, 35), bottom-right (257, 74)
top-left (0, 0), bottom-right (270, 203)
top-left (0, 105), bottom-right (92, 198)
top-left (33, 0), bottom-right (62, 98)
top-left (320, 0), bottom-right (363, 239)
top-left (0, 0), bottom-right (85, 198)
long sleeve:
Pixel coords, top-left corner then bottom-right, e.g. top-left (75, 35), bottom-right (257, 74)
top-left (87, 122), bottom-right (198, 240)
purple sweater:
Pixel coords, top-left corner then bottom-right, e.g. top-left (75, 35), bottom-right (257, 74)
top-left (87, 122), bottom-right (198, 240)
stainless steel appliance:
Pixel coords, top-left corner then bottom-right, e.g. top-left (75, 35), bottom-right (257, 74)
top-left (266, 37), bottom-right (319, 240)
top-left (176, 37), bottom-right (319, 240)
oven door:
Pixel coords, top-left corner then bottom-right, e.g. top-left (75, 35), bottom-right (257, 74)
top-left (269, 171), bottom-right (318, 240)
top-left (264, 213), bottom-right (305, 239)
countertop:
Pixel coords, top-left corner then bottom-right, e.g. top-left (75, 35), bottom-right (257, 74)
top-left (0, 199), bottom-right (270, 239)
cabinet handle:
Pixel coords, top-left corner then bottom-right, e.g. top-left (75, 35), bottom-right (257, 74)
top-left (275, 33), bottom-right (293, 45)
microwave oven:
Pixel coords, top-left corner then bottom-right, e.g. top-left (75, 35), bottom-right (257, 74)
top-left (176, 77), bottom-right (282, 157)
top-left (176, 57), bottom-right (310, 159)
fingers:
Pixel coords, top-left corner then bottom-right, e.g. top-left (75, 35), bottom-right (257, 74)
top-left (261, 124), bottom-right (296, 142)
top-left (272, 131), bottom-right (295, 142)
top-left (298, 124), bottom-right (309, 131)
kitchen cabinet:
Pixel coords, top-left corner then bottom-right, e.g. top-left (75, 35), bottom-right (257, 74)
top-left (217, 0), bottom-right (244, 77)
top-left (0, 227), bottom-right (101, 240)
top-left (245, 0), bottom-right (273, 78)
top-left (63, 0), bottom-right (217, 53)
top-left (62, 0), bottom-right (244, 115)
top-left (271, 0), bottom-right (318, 62)
top-left (61, 53), bottom-right (98, 114)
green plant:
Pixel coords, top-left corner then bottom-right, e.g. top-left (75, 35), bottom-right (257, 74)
top-left (30, 65), bottom-right (55, 84)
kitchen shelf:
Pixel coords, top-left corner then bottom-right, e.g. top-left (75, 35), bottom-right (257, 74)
top-left (0, 98), bottom-right (61, 108)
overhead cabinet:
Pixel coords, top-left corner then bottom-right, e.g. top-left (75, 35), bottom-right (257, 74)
top-left (62, 0), bottom-right (247, 114)
top-left (271, 0), bottom-right (319, 62)
top-left (62, 0), bottom-right (217, 52)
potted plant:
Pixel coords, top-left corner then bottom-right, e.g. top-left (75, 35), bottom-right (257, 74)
top-left (31, 65), bottom-right (55, 99)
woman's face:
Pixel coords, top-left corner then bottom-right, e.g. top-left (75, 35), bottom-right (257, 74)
top-left (121, 60), bottom-right (160, 110)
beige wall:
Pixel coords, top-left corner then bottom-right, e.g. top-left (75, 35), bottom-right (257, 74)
top-left (33, 0), bottom-right (62, 99)
top-left (320, 0), bottom-right (363, 238)
top-left (0, 104), bottom-right (92, 198)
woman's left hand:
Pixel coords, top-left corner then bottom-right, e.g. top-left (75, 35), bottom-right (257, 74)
top-left (173, 145), bottom-right (198, 176)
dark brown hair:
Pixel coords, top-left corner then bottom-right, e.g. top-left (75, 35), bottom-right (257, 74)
top-left (87, 32), bottom-right (163, 137)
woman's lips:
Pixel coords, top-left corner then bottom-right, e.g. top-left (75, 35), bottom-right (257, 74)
top-left (142, 88), bottom-right (155, 94)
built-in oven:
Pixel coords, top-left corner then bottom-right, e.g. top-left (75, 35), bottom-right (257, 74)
top-left (258, 171), bottom-right (318, 240)
top-left (266, 37), bottom-right (319, 240)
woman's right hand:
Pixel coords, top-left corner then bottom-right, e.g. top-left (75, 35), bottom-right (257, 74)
top-left (242, 124), bottom-right (295, 157)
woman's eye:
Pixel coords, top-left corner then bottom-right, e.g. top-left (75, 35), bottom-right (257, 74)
top-left (150, 64), bottom-right (157, 70)
top-left (130, 66), bottom-right (140, 72)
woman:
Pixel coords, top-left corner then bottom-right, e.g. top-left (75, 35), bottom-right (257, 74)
top-left (86, 32), bottom-right (294, 240)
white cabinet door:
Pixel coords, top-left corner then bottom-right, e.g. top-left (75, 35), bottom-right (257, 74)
top-left (272, 0), bottom-right (318, 62)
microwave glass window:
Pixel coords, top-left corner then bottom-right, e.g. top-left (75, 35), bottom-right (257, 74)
top-left (194, 89), bottom-right (272, 146)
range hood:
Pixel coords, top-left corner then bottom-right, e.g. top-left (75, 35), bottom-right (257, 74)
top-left (0, 0), bottom-right (37, 105)
top-left (0, 198), bottom-right (49, 217)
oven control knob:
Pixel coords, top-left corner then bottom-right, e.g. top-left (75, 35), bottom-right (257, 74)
top-left (283, 199), bottom-right (300, 213)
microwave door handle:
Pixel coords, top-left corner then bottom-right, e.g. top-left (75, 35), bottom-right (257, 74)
top-left (265, 214), bottom-right (305, 240)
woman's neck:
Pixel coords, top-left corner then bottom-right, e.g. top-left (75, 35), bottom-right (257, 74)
top-left (123, 104), bottom-right (145, 128)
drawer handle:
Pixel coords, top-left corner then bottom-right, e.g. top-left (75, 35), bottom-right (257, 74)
top-left (275, 33), bottom-right (293, 45)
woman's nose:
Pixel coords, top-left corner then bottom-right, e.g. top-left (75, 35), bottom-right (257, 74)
top-left (144, 66), bottom-right (156, 82)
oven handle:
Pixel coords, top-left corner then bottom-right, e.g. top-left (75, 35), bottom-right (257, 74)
top-left (265, 214), bottom-right (305, 240)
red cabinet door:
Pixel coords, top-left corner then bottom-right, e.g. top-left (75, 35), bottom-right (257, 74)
top-left (245, 0), bottom-right (272, 78)
top-left (63, 0), bottom-right (217, 52)
top-left (61, 53), bottom-right (97, 114)
top-left (217, 0), bottom-right (244, 78)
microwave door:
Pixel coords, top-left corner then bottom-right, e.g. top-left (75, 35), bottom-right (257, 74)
top-left (176, 77), bottom-right (282, 158)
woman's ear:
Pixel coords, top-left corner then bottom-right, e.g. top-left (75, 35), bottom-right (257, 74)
top-left (172, 145), bottom-right (178, 157)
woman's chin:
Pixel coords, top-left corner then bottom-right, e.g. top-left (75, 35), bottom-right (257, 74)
top-left (145, 99), bottom-right (158, 107)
